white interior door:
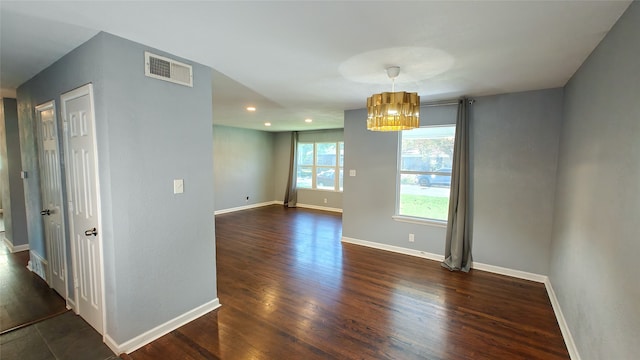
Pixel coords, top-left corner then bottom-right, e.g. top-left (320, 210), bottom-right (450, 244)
top-left (35, 101), bottom-right (67, 299)
top-left (61, 84), bottom-right (104, 334)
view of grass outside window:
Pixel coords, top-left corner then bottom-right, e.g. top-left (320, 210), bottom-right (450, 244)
top-left (398, 125), bottom-right (455, 221)
top-left (296, 141), bottom-right (344, 191)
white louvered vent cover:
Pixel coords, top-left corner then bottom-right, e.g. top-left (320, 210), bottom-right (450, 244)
top-left (144, 51), bottom-right (193, 87)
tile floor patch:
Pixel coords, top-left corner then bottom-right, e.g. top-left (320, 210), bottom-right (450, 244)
top-left (0, 312), bottom-right (115, 360)
top-left (0, 326), bottom-right (56, 360)
top-left (36, 312), bottom-right (90, 336)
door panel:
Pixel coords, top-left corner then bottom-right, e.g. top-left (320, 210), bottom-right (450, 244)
top-left (35, 101), bottom-right (67, 299)
top-left (62, 84), bottom-right (103, 334)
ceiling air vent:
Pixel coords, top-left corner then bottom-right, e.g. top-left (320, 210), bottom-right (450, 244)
top-left (144, 51), bottom-right (193, 87)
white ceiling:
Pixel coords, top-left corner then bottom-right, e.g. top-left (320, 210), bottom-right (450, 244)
top-left (0, 1), bottom-right (631, 132)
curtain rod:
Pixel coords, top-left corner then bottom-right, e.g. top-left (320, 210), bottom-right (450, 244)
top-left (421, 98), bottom-right (475, 107)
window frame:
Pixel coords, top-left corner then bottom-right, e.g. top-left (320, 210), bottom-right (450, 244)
top-left (296, 141), bottom-right (344, 192)
top-left (394, 124), bottom-right (456, 226)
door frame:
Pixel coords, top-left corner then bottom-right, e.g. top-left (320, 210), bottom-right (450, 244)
top-left (34, 100), bottom-right (69, 306)
top-left (60, 83), bottom-right (107, 336)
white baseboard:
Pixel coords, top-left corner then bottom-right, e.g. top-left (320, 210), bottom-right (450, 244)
top-left (471, 261), bottom-right (547, 283)
top-left (341, 236), bottom-right (579, 359)
top-left (215, 201), bottom-right (279, 215)
top-left (341, 237), bottom-right (443, 262)
top-left (297, 203), bottom-right (343, 213)
top-left (105, 298), bottom-right (221, 354)
top-left (3, 237), bottom-right (29, 253)
top-left (214, 201), bottom-right (343, 215)
top-left (13, 243), bottom-right (29, 252)
top-left (28, 250), bottom-right (48, 281)
top-left (342, 236), bottom-right (546, 282)
top-left (545, 278), bottom-right (581, 360)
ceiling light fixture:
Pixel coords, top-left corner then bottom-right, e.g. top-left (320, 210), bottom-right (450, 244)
top-left (305, 118), bottom-right (312, 123)
top-left (264, 122), bottom-right (271, 127)
top-left (366, 66), bottom-right (420, 131)
top-left (246, 106), bottom-right (256, 112)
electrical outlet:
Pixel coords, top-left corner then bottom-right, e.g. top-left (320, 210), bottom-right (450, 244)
top-left (409, 233), bottom-right (415, 242)
top-left (323, 198), bottom-right (328, 204)
top-left (173, 179), bottom-right (184, 194)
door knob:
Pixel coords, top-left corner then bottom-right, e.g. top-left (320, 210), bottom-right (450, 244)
top-left (40, 209), bottom-right (51, 216)
top-left (84, 227), bottom-right (98, 236)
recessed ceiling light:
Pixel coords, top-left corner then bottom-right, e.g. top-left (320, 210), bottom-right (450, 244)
top-left (264, 122), bottom-right (271, 127)
top-left (246, 106), bottom-right (256, 112)
top-left (305, 118), bottom-right (313, 123)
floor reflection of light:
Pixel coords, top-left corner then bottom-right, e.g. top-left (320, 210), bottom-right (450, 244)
top-left (288, 212), bottom-right (344, 336)
top-left (388, 280), bottom-right (451, 356)
top-left (261, 287), bottom-right (279, 314)
top-left (296, 298), bottom-right (322, 332)
top-left (290, 213), bottom-right (343, 289)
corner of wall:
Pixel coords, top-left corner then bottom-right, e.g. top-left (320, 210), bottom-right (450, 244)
top-left (544, 278), bottom-right (582, 360)
top-left (106, 298), bottom-right (221, 355)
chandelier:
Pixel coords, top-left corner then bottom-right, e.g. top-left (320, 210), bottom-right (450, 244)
top-left (366, 66), bottom-right (420, 131)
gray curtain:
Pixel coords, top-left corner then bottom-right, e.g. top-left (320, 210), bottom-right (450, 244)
top-left (442, 98), bottom-right (472, 272)
top-left (284, 131), bottom-right (298, 207)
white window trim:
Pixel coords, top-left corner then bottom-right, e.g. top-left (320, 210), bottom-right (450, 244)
top-left (297, 141), bottom-right (344, 192)
top-left (395, 125), bottom-right (455, 223)
top-left (391, 215), bottom-right (448, 228)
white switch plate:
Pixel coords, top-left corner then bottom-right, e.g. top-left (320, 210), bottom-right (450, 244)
top-left (349, 169), bottom-right (356, 177)
top-left (173, 179), bottom-right (184, 194)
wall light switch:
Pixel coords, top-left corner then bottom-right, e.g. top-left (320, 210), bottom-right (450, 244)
top-left (173, 179), bottom-right (184, 194)
top-left (349, 169), bottom-right (356, 177)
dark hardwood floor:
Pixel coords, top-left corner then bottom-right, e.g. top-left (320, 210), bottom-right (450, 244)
top-left (127, 205), bottom-right (569, 359)
top-left (0, 238), bottom-right (68, 334)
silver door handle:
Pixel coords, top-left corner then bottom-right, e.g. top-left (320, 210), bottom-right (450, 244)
top-left (84, 227), bottom-right (98, 236)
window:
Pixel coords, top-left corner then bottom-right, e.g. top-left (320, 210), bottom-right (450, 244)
top-left (397, 125), bottom-right (455, 222)
top-left (296, 141), bottom-right (344, 191)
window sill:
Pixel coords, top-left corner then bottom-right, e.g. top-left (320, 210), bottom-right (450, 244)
top-left (392, 215), bottom-right (447, 228)
top-left (298, 188), bottom-right (343, 193)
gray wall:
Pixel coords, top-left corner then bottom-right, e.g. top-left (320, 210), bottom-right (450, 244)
top-left (0, 98), bottom-right (28, 247)
top-left (343, 105), bottom-right (460, 255)
top-left (472, 89), bottom-right (563, 274)
top-left (344, 89), bottom-right (563, 275)
top-left (297, 189), bottom-right (343, 209)
top-left (549, 2), bottom-right (640, 359)
top-left (213, 125), bottom-right (275, 210)
top-left (18, 32), bottom-right (217, 345)
top-left (213, 128), bottom-right (345, 212)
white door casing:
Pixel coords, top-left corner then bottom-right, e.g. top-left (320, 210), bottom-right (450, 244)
top-left (35, 101), bottom-right (68, 300)
top-left (61, 84), bottom-right (105, 335)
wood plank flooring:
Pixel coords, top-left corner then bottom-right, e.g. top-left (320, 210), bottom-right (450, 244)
top-left (128, 205), bottom-right (569, 359)
top-left (0, 239), bottom-right (68, 334)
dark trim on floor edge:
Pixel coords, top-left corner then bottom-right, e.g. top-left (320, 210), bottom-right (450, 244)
top-left (0, 308), bottom-right (71, 335)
